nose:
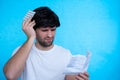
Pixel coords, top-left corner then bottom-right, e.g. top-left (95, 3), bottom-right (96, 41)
top-left (47, 30), bottom-right (52, 37)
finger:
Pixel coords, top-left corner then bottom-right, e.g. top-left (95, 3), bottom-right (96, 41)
top-left (22, 21), bottom-right (27, 30)
top-left (84, 72), bottom-right (89, 77)
top-left (24, 15), bottom-right (33, 22)
top-left (22, 20), bottom-right (27, 28)
top-left (28, 20), bottom-right (36, 28)
top-left (75, 75), bottom-right (84, 80)
top-left (24, 17), bottom-right (33, 27)
top-left (78, 73), bottom-right (88, 80)
top-left (29, 23), bottom-right (36, 30)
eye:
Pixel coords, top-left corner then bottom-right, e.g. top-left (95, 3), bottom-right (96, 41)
top-left (51, 29), bottom-right (56, 31)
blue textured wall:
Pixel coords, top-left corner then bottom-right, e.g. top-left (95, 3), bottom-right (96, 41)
top-left (0, 0), bottom-right (120, 80)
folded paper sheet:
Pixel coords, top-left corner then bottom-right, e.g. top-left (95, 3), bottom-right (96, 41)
top-left (64, 52), bottom-right (91, 74)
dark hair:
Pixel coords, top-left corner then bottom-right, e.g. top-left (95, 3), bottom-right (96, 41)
top-left (31, 7), bottom-right (60, 30)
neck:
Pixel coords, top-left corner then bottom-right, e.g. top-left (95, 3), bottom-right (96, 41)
top-left (35, 42), bottom-right (54, 51)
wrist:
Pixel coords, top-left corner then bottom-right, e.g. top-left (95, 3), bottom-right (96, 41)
top-left (27, 36), bottom-right (35, 43)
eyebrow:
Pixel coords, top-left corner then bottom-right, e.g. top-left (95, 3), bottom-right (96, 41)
top-left (41, 27), bottom-right (56, 29)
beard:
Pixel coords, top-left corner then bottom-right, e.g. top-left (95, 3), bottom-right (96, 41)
top-left (37, 36), bottom-right (54, 47)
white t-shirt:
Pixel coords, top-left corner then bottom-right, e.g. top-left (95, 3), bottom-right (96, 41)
top-left (13, 44), bottom-right (72, 80)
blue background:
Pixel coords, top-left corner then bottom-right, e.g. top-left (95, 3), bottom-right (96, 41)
top-left (0, 0), bottom-right (120, 80)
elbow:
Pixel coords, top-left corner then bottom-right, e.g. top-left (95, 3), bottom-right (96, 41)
top-left (3, 67), bottom-right (17, 80)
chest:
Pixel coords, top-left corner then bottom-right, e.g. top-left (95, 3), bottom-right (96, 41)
top-left (26, 52), bottom-right (70, 74)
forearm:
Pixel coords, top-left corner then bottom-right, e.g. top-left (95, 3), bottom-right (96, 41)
top-left (4, 37), bottom-right (34, 80)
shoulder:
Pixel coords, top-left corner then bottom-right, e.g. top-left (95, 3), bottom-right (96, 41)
top-left (54, 45), bottom-right (68, 51)
top-left (54, 44), bottom-right (72, 55)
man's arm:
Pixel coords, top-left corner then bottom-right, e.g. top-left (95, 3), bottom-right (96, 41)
top-left (65, 72), bottom-right (89, 80)
top-left (3, 18), bottom-right (36, 80)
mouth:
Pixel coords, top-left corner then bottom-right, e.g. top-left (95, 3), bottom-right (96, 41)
top-left (45, 38), bottom-right (53, 43)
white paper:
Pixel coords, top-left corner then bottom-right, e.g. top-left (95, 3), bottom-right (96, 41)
top-left (64, 52), bottom-right (91, 74)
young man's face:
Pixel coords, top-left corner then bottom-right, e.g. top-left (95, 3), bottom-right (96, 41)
top-left (35, 27), bottom-right (56, 47)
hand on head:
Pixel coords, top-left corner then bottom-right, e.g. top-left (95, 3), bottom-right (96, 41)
top-left (22, 17), bottom-right (36, 39)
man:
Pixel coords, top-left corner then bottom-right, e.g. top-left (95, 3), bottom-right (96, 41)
top-left (4, 7), bottom-right (89, 80)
